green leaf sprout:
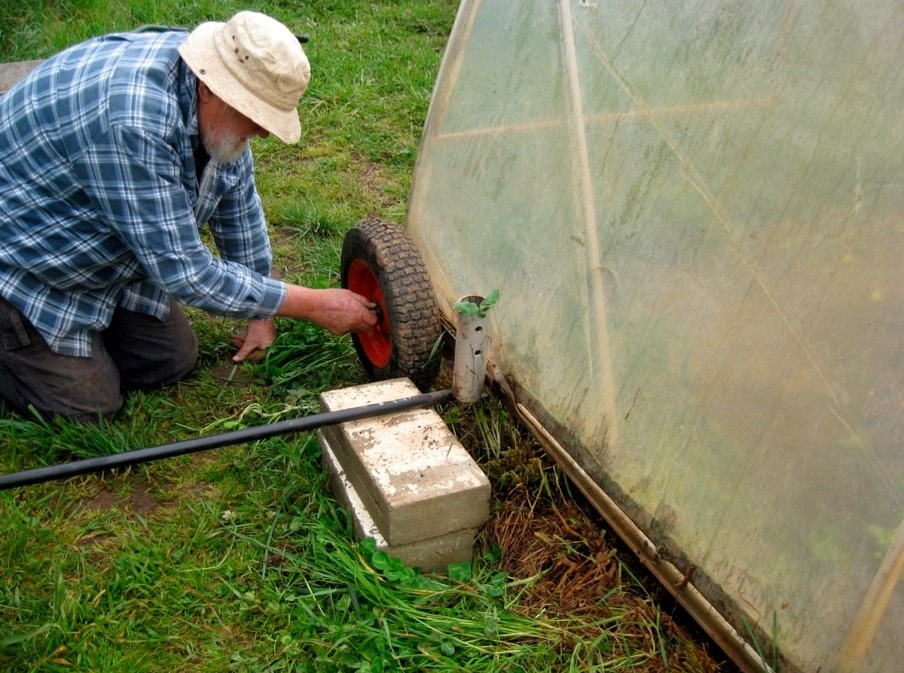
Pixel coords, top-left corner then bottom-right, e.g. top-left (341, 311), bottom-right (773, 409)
top-left (453, 289), bottom-right (500, 318)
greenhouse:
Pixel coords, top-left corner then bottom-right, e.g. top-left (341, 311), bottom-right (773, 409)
top-left (405, 1), bottom-right (904, 671)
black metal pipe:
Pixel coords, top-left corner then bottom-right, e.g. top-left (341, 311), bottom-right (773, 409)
top-left (0, 389), bottom-right (453, 491)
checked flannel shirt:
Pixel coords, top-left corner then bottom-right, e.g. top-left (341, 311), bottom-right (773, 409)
top-left (0, 29), bottom-right (286, 357)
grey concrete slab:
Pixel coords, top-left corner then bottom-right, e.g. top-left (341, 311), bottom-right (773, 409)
top-left (318, 379), bottom-right (490, 546)
top-left (319, 433), bottom-right (477, 572)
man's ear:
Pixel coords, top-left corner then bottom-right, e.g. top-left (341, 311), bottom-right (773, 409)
top-left (197, 81), bottom-right (214, 102)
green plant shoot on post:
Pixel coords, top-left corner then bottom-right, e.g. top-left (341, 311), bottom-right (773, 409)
top-left (453, 289), bottom-right (500, 318)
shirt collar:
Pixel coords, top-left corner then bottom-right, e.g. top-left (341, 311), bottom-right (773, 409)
top-left (179, 57), bottom-right (200, 139)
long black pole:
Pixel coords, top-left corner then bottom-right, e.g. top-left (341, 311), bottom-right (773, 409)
top-left (0, 389), bottom-right (453, 491)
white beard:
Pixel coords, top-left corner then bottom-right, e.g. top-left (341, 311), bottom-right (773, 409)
top-left (202, 129), bottom-right (249, 164)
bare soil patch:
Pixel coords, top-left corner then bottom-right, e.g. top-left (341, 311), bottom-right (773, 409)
top-left (71, 480), bottom-right (157, 517)
top-left (481, 485), bottom-right (732, 672)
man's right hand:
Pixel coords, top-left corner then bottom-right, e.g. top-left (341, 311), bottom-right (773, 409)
top-left (278, 285), bottom-right (378, 335)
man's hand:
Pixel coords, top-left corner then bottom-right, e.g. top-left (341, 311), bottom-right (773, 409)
top-left (278, 286), bottom-right (378, 335)
top-left (231, 317), bottom-right (277, 363)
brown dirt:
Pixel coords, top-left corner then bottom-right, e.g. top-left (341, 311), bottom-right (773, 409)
top-left (65, 454), bottom-right (219, 523)
top-left (209, 363), bottom-right (257, 386)
top-left (83, 481), bottom-right (156, 515)
top-left (479, 486), bottom-right (732, 672)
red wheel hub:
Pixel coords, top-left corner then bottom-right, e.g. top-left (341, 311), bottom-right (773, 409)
top-left (346, 259), bottom-right (392, 368)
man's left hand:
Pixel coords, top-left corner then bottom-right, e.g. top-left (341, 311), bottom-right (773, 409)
top-left (231, 317), bottom-right (277, 363)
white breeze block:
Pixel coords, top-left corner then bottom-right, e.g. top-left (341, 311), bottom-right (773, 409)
top-left (319, 433), bottom-right (478, 572)
top-left (318, 378), bottom-right (490, 547)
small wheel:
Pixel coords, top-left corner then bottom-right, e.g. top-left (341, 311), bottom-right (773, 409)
top-left (341, 218), bottom-right (442, 391)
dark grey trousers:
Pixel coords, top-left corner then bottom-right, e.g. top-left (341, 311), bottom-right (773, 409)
top-left (0, 296), bottom-right (198, 422)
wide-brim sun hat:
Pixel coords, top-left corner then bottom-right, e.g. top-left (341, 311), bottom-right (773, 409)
top-left (178, 11), bottom-right (310, 144)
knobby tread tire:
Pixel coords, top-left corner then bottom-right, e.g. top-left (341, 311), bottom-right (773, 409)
top-left (340, 218), bottom-right (442, 391)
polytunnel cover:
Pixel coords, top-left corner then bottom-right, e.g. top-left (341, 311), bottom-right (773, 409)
top-left (406, 2), bottom-right (904, 672)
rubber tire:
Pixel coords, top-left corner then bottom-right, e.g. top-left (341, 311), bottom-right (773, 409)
top-left (341, 218), bottom-right (442, 392)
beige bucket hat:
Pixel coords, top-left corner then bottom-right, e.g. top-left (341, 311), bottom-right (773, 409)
top-left (178, 11), bottom-right (310, 144)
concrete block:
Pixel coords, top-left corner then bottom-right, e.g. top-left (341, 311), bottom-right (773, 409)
top-left (319, 433), bottom-right (477, 572)
top-left (318, 378), bottom-right (490, 547)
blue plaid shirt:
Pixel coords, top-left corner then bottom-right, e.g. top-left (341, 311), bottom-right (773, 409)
top-left (0, 29), bottom-right (286, 357)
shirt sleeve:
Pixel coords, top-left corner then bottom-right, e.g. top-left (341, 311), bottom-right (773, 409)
top-left (72, 124), bottom-right (286, 319)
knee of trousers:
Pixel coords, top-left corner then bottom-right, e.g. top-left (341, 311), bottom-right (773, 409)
top-left (0, 361), bottom-right (124, 423)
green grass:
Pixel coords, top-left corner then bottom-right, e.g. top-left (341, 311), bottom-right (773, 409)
top-left (0, 2), bottom-right (725, 672)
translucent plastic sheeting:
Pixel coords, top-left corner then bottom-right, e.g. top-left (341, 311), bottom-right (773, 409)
top-left (406, 2), bottom-right (904, 672)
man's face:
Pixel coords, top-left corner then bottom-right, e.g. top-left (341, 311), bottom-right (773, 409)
top-left (198, 83), bottom-right (270, 164)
